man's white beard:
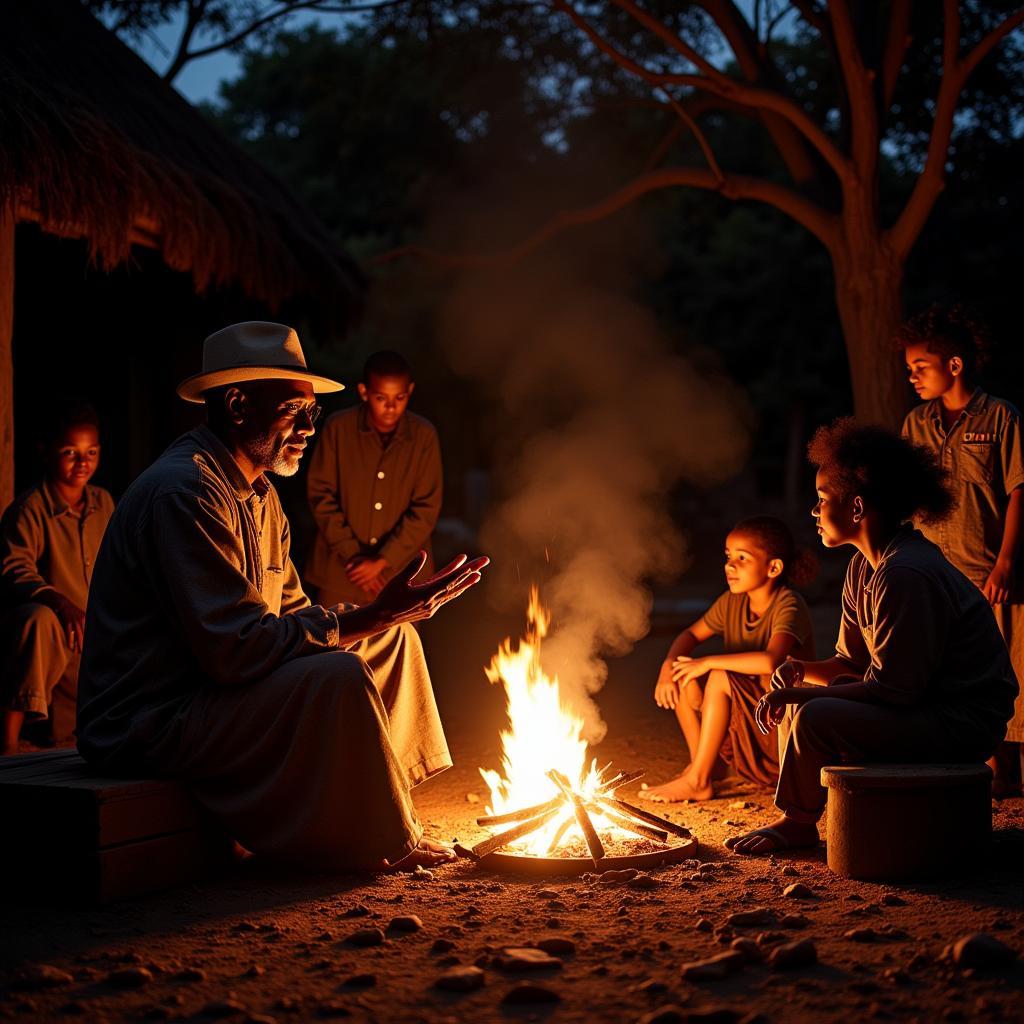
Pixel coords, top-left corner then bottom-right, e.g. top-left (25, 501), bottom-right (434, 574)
top-left (247, 433), bottom-right (301, 477)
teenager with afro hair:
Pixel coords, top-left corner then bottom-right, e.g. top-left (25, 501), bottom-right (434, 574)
top-left (725, 420), bottom-right (1017, 856)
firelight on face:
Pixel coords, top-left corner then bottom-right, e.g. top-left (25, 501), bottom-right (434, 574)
top-left (359, 373), bottom-right (413, 434)
top-left (49, 425), bottom-right (101, 489)
top-left (812, 469), bottom-right (859, 548)
top-left (904, 340), bottom-right (960, 400)
top-left (722, 531), bottom-right (774, 594)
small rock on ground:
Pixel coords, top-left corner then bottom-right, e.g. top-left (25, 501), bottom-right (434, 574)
top-left (388, 915), bottom-right (423, 932)
top-left (768, 939), bottom-right (817, 970)
top-left (947, 933), bottom-right (1017, 969)
top-left (433, 966), bottom-right (485, 992)
top-left (500, 983), bottom-right (562, 1004)
top-left (495, 948), bottom-right (563, 971)
top-left (344, 928), bottom-right (386, 947)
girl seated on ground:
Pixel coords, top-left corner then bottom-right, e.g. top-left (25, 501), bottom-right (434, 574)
top-left (727, 419), bottom-right (1018, 856)
top-left (641, 516), bottom-right (816, 803)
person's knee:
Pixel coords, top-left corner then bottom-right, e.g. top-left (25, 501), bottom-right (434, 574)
top-left (705, 669), bottom-right (731, 695)
top-left (791, 698), bottom-right (846, 747)
top-left (12, 602), bottom-right (63, 640)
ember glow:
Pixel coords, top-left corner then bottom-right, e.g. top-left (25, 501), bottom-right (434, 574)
top-left (479, 587), bottom-right (627, 856)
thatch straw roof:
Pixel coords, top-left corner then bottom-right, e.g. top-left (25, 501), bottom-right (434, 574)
top-left (0, 0), bottom-right (363, 315)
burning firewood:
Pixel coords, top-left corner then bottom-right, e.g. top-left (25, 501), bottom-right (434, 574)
top-left (474, 796), bottom-right (562, 828)
top-left (470, 805), bottom-right (561, 858)
top-left (595, 795), bottom-right (691, 839)
top-left (547, 769), bottom-right (605, 866)
top-left (586, 802), bottom-right (668, 844)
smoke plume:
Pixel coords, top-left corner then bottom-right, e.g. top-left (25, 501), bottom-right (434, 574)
top-left (434, 200), bottom-right (750, 741)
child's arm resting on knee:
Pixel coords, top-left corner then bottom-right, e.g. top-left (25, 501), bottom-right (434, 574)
top-left (675, 631), bottom-right (799, 683)
top-left (655, 618), bottom-right (713, 708)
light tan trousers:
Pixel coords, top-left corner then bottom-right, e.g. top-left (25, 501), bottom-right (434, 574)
top-left (2, 602), bottom-right (78, 738)
top-left (146, 622), bottom-right (451, 869)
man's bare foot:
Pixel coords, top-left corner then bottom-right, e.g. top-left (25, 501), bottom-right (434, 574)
top-left (724, 815), bottom-right (820, 856)
top-left (383, 838), bottom-right (455, 872)
top-left (639, 772), bottom-right (713, 803)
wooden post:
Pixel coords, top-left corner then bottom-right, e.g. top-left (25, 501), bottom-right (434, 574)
top-left (0, 202), bottom-right (14, 514)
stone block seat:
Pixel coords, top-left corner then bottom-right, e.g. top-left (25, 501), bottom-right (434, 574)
top-left (821, 763), bottom-right (992, 881)
top-left (0, 748), bottom-right (225, 904)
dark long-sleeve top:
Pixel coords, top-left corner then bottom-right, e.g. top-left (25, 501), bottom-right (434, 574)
top-left (305, 406), bottom-right (442, 599)
top-left (835, 526), bottom-right (1017, 726)
top-left (0, 481), bottom-right (114, 611)
top-left (77, 425), bottom-right (341, 765)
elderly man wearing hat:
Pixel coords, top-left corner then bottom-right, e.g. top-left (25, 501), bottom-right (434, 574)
top-left (76, 323), bottom-right (486, 871)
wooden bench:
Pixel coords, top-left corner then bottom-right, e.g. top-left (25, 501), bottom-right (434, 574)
top-left (821, 763), bottom-right (992, 881)
top-left (0, 748), bottom-right (224, 905)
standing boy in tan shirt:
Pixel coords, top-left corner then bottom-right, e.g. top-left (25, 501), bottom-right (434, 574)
top-left (306, 351), bottom-right (442, 605)
top-left (898, 305), bottom-right (1024, 795)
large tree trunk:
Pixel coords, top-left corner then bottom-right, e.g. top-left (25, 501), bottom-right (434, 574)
top-left (832, 240), bottom-right (907, 429)
top-left (0, 203), bottom-right (13, 515)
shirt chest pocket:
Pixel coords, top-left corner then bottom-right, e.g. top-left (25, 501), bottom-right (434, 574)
top-left (960, 441), bottom-right (996, 485)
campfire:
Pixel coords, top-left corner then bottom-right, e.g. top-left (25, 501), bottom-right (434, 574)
top-left (457, 589), bottom-right (696, 873)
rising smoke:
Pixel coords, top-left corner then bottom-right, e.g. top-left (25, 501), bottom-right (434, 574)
top-left (436, 221), bottom-right (751, 742)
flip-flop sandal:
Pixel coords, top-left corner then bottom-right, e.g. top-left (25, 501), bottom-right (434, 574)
top-left (723, 826), bottom-right (794, 855)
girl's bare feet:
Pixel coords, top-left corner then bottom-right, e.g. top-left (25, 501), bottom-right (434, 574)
top-left (724, 815), bottom-right (820, 855)
top-left (640, 771), bottom-right (713, 803)
top-left (383, 838), bottom-right (455, 872)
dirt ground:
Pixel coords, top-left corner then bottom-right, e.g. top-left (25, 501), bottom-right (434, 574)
top-left (2, 592), bottom-right (1023, 1024)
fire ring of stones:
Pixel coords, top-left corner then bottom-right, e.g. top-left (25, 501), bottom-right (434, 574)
top-left (455, 768), bottom-right (698, 876)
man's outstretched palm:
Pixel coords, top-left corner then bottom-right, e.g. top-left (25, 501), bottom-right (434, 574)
top-left (371, 552), bottom-right (488, 627)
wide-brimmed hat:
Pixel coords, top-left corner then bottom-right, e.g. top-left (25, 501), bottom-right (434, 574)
top-left (176, 321), bottom-right (345, 403)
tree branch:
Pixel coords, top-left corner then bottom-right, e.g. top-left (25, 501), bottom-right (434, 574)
top-left (790, 0), bottom-right (827, 35)
top-left (889, 2), bottom-right (1024, 260)
top-left (163, 0), bottom-right (207, 82)
top-left (880, 0), bottom-right (912, 111)
top-left (557, 0), bottom-right (851, 184)
top-left (827, 0), bottom-right (878, 182)
top-left (961, 7), bottom-right (1024, 78)
top-left (373, 165), bottom-right (838, 269)
top-left (697, 0), bottom-right (819, 184)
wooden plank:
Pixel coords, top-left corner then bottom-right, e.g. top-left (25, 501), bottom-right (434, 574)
top-left (0, 749), bottom-right (205, 845)
top-left (0, 200), bottom-right (14, 513)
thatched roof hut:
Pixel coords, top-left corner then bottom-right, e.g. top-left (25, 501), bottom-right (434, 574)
top-left (0, 0), bottom-right (364, 507)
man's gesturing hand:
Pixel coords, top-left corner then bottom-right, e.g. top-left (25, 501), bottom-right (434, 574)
top-left (770, 658), bottom-right (804, 691)
top-left (369, 552), bottom-right (488, 627)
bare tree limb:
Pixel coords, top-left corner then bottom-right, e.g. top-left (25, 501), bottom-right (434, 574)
top-left (697, 0), bottom-right (819, 185)
top-left (553, 1), bottom-right (724, 180)
top-left (374, 165), bottom-right (838, 269)
top-left (889, 2), bottom-right (1024, 261)
top-left (881, 0), bottom-right (912, 111)
top-left (960, 7), bottom-right (1024, 78)
top-left (644, 120), bottom-right (685, 170)
top-left (827, 0), bottom-right (879, 181)
top-left (162, 0), bottom-right (418, 81)
top-left (790, 0), bottom-right (827, 35)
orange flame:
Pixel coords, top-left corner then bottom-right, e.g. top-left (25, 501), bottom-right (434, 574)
top-left (479, 587), bottom-right (623, 856)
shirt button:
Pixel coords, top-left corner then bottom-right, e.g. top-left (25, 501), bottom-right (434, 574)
top-left (370, 537), bottom-right (378, 545)
top-left (377, 471), bottom-right (385, 479)
top-left (374, 501), bottom-right (383, 510)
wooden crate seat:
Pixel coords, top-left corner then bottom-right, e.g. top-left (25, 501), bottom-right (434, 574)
top-left (0, 748), bottom-right (222, 904)
top-left (821, 763), bottom-right (992, 881)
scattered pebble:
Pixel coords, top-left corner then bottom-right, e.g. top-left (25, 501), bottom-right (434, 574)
top-left (947, 933), bottom-right (1017, 969)
top-left (12, 964), bottom-right (74, 990)
top-left (780, 914), bottom-right (810, 929)
top-left (106, 966), bottom-right (154, 989)
top-left (695, 918), bottom-right (714, 932)
top-left (628, 874), bottom-right (660, 890)
top-left (768, 939), bottom-right (818, 970)
top-left (433, 966), bottom-right (485, 991)
top-left (727, 908), bottom-right (775, 928)
top-left (176, 967), bottom-right (207, 982)
top-left (680, 950), bottom-right (746, 981)
top-left (536, 938), bottom-right (576, 955)
top-left (495, 947), bottom-right (563, 971)
top-left (431, 938), bottom-right (456, 953)
top-left (781, 865), bottom-right (800, 877)
top-left (339, 905), bottom-right (370, 918)
top-left (783, 883), bottom-right (816, 900)
top-left (344, 927), bottom-right (385, 947)
top-left (600, 868), bottom-right (639, 884)
top-left (881, 893), bottom-right (906, 906)
top-left (730, 937), bottom-right (764, 963)
top-left (500, 983), bottom-right (561, 1004)
top-left (388, 915), bottom-right (423, 932)
top-left (201, 997), bottom-right (248, 1017)
top-left (411, 865), bottom-right (434, 882)
top-left (466, 793), bottom-right (479, 804)
top-left (341, 973), bottom-right (376, 988)
top-left (845, 928), bottom-right (880, 943)
top-left (730, 800), bottom-right (752, 810)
